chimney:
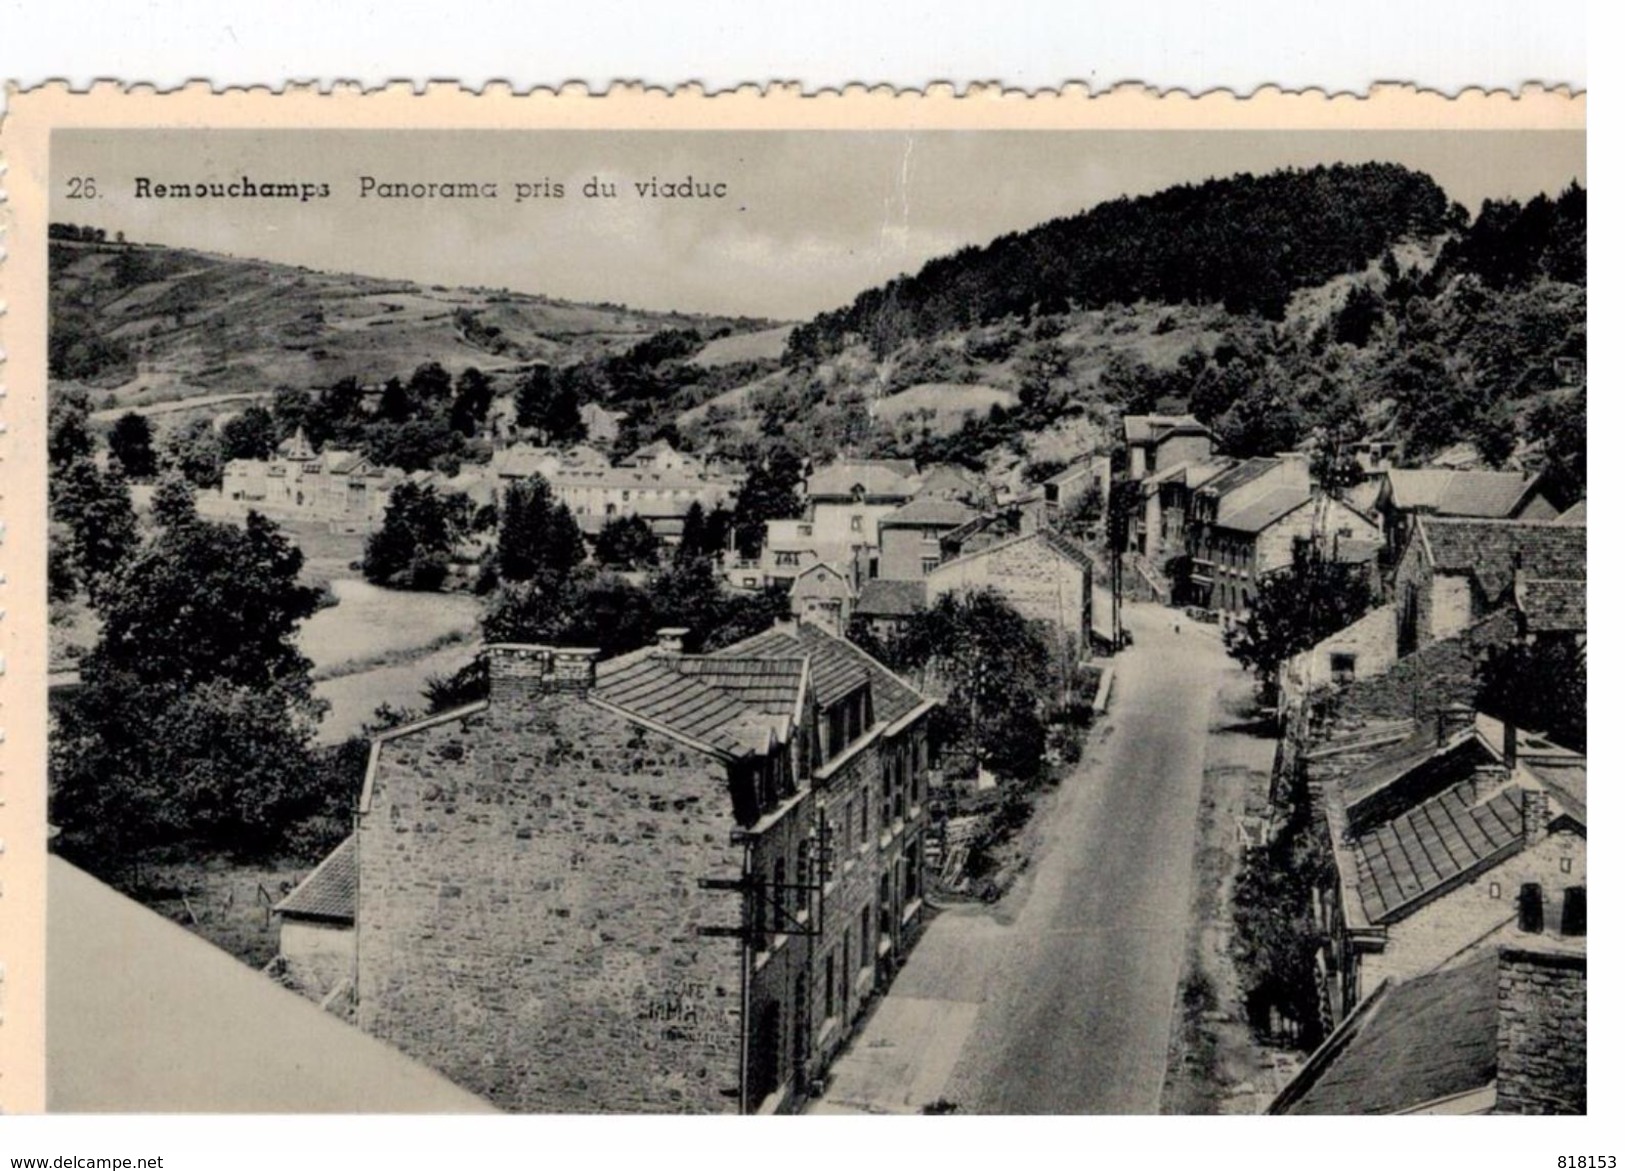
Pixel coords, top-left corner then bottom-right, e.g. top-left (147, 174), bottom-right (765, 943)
top-left (1502, 717), bottom-right (1519, 769)
top-left (1522, 788), bottom-right (1550, 846)
top-left (485, 644), bottom-right (599, 711)
top-left (656, 627), bottom-right (690, 655)
top-left (1436, 703), bottom-right (1476, 745)
top-left (1470, 763), bottom-right (1508, 804)
top-left (1495, 948), bottom-right (1586, 1114)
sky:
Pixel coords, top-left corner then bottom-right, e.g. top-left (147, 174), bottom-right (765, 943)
top-left (52, 129), bottom-right (1585, 321)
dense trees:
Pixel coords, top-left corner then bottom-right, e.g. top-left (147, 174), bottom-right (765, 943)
top-left (1223, 543), bottom-right (1377, 687)
top-left (51, 507), bottom-right (329, 866)
top-left (596, 515), bottom-right (663, 569)
top-left (363, 482), bottom-right (464, 590)
top-left (1477, 639), bottom-right (1587, 753)
top-left (788, 163), bottom-right (1456, 361)
top-left (732, 444), bottom-right (805, 559)
top-left (162, 417), bottom-right (225, 489)
top-left (868, 589), bottom-right (1054, 783)
top-left (220, 405), bottom-right (278, 461)
top-left (497, 475), bottom-right (585, 583)
top-left (108, 412), bottom-right (158, 480)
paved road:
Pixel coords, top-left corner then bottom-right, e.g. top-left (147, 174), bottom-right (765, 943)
top-left (814, 602), bottom-right (1235, 1114)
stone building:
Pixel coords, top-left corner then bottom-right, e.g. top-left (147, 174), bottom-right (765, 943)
top-left (1305, 709), bottom-right (1586, 1022)
top-left (787, 563), bottom-right (854, 634)
top-left (924, 528), bottom-right (1094, 663)
top-left (1374, 468), bottom-right (1559, 569)
top-left (1121, 413), bottom-right (1215, 481)
top-left (875, 498), bottom-right (978, 581)
top-left (350, 619), bottom-right (932, 1114)
top-left (1393, 516), bottom-right (1586, 657)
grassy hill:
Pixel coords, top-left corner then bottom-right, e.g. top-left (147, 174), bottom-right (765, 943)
top-left (49, 237), bottom-right (771, 414)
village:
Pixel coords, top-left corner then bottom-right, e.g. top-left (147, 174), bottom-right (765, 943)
top-left (48, 393), bottom-right (1585, 1115)
top-left (42, 153), bottom-right (1586, 1116)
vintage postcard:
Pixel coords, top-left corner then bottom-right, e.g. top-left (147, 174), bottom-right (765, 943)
top-left (0, 84), bottom-right (1586, 1123)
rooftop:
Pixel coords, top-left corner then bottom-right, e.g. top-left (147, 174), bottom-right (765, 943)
top-left (1215, 485), bottom-right (1312, 533)
top-left (594, 648), bottom-right (806, 758)
top-left (1418, 517), bottom-right (1587, 604)
top-left (1553, 499), bottom-right (1586, 525)
top-left (1123, 413), bottom-right (1209, 444)
top-left (1351, 781), bottom-right (1525, 924)
top-left (1385, 469), bottom-right (1542, 518)
top-left (854, 578), bottom-right (927, 618)
top-left (1198, 456), bottom-right (1285, 501)
top-left (1514, 576), bottom-right (1586, 633)
top-left (725, 621), bottom-right (925, 726)
top-left (48, 857), bottom-right (495, 1113)
top-left (275, 835), bottom-right (357, 923)
top-left (805, 459), bottom-right (918, 500)
top-left (1273, 952), bottom-right (1500, 1115)
top-left (878, 497), bottom-right (979, 529)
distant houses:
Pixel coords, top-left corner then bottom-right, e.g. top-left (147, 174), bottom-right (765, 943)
top-left (221, 427), bottom-right (409, 527)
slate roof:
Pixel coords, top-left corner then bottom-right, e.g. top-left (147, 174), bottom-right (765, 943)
top-left (1339, 724), bottom-right (1485, 814)
top-left (275, 835), bottom-right (357, 923)
top-left (1274, 952), bottom-right (1500, 1115)
top-left (1351, 781), bottom-right (1525, 924)
top-left (1041, 528), bottom-right (1095, 573)
top-left (855, 578), bottom-right (927, 618)
top-left (668, 656), bottom-right (807, 716)
top-left (805, 459), bottom-right (918, 500)
top-left (1385, 469), bottom-right (1540, 517)
top-left (1216, 485), bottom-right (1312, 533)
top-left (1419, 517), bottom-right (1587, 604)
top-left (594, 649), bottom-right (803, 757)
top-left (1515, 576), bottom-right (1586, 633)
top-left (724, 622), bottom-right (925, 726)
top-left (878, 498), bottom-right (978, 529)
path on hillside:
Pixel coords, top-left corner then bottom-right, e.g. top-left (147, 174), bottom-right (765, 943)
top-left (813, 602), bottom-right (1236, 1114)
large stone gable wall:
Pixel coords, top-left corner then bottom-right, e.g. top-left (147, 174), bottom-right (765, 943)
top-left (928, 537), bottom-right (1087, 641)
top-left (356, 699), bottom-right (743, 1113)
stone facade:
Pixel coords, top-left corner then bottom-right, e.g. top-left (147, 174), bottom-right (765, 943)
top-left (1495, 949), bottom-right (1586, 1114)
top-left (353, 624), bottom-right (933, 1114)
top-left (925, 531), bottom-right (1092, 658)
top-left (355, 698), bottom-right (744, 1113)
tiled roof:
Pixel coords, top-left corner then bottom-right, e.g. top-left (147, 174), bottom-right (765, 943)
top-left (1515, 576), bottom-right (1585, 633)
top-left (1386, 469), bottom-right (1537, 517)
top-left (723, 622), bottom-right (925, 726)
top-left (1276, 952), bottom-right (1499, 1115)
top-left (1420, 517), bottom-right (1587, 604)
top-left (879, 498), bottom-right (978, 529)
top-left (805, 459), bottom-right (918, 500)
top-left (1554, 499), bottom-right (1586, 525)
top-left (1352, 782), bottom-right (1525, 924)
top-left (1216, 485), bottom-right (1312, 533)
top-left (855, 578), bottom-right (927, 618)
top-left (275, 836), bottom-right (357, 923)
top-left (594, 649), bottom-right (798, 757)
top-left (668, 655), bottom-right (807, 716)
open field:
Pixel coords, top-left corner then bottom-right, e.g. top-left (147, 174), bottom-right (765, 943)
top-left (300, 578), bottom-right (481, 676)
top-left (315, 639), bottom-right (480, 744)
top-left (689, 324), bottom-right (794, 367)
top-left (873, 382), bottom-right (1017, 426)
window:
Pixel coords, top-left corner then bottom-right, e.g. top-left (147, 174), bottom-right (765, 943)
top-left (851, 515), bottom-right (865, 532)
top-left (921, 558), bottom-right (939, 575)
top-left (860, 791), bottom-right (869, 844)
top-left (1330, 653), bottom-right (1358, 684)
top-left (841, 931), bottom-right (852, 1011)
top-left (1561, 887), bottom-right (1586, 936)
top-left (860, 906), bottom-right (872, 968)
top-left (1518, 882), bottom-right (1545, 934)
top-left (843, 802), bottom-right (854, 857)
top-left (824, 954), bottom-right (836, 1020)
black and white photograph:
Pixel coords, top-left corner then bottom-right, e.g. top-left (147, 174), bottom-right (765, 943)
top-left (37, 122), bottom-right (1586, 1118)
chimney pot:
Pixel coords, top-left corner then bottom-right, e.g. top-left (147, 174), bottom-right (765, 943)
top-left (486, 643), bottom-right (599, 709)
top-left (1436, 703), bottom-right (1476, 745)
